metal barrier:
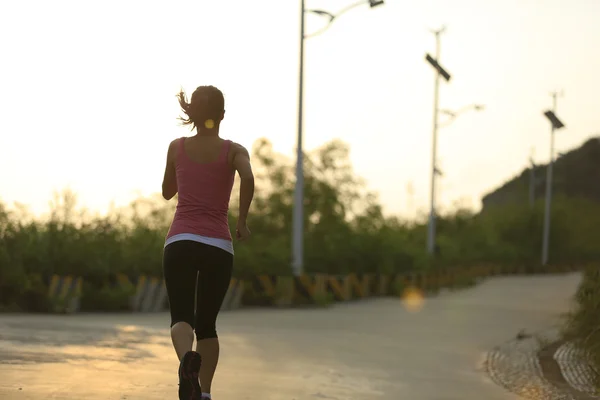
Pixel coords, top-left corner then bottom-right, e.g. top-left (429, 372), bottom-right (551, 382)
top-left (40, 264), bottom-right (586, 313)
top-left (47, 275), bottom-right (83, 313)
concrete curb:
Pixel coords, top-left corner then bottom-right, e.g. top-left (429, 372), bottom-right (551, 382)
top-left (485, 330), bottom-right (564, 399)
top-left (484, 329), bottom-right (600, 400)
top-left (554, 342), bottom-right (600, 396)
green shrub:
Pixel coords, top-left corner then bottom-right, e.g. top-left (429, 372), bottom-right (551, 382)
top-left (563, 265), bottom-right (600, 389)
top-left (1, 138), bottom-right (599, 312)
top-left (80, 281), bottom-right (136, 312)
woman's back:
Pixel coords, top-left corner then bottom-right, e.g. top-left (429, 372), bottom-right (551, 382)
top-left (167, 136), bottom-right (235, 241)
top-left (161, 84), bottom-right (254, 399)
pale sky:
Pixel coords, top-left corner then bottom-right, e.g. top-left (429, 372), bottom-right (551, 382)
top-left (1, 0), bottom-right (598, 219)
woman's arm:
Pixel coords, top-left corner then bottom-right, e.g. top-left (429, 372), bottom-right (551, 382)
top-left (232, 143), bottom-right (254, 240)
top-left (161, 140), bottom-right (178, 200)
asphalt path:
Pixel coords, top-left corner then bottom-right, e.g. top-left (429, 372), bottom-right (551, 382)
top-left (0, 272), bottom-right (581, 399)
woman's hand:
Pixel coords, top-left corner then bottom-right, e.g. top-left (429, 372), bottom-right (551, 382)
top-left (236, 221), bottom-right (251, 241)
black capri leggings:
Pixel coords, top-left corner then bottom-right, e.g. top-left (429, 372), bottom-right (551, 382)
top-left (163, 240), bottom-right (233, 340)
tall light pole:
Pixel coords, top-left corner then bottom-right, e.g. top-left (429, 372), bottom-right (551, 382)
top-left (424, 30), bottom-right (482, 256)
top-left (541, 91), bottom-right (565, 266)
top-left (425, 27), bottom-right (450, 257)
top-left (293, 0), bottom-right (306, 278)
top-left (292, 0), bottom-right (384, 276)
top-left (425, 33), bottom-right (484, 257)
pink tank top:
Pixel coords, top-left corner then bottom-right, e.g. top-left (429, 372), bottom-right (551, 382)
top-left (166, 137), bottom-right (235, 241)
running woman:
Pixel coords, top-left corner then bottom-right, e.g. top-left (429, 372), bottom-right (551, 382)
top-left (161, 85), bottom-right (255, 400)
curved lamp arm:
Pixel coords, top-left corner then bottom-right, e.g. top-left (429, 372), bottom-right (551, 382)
top-left (439, 104), bottom-right (484, 128)
top-left (304, 0), bottom-right (383, 39)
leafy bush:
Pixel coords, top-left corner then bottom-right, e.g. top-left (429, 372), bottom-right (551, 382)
top-left (80, 281), bottom-right (136, 312)
top-left (1, 138), bottom-right (599, 311)
top-left (563, 265), bottom-right (600, 388)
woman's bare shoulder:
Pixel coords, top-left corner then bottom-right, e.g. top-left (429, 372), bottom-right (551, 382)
top-left (167, 137), bottom-right (185, 160)
top-left (226, 141), bottom-right (250, 166)
top-left (229, 141), bottom-right (250, 155)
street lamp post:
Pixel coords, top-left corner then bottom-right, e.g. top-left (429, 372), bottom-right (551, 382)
top-left (541, 91), bottom-right (565, 266)
top-left (293, 0), bottom-right (306, 279)
top-left (425, 27), bottom-right (451, 257)
top-left (424, 29), bottom-right (483, 257)
top-left (292, 0), bottom-right (384, 277)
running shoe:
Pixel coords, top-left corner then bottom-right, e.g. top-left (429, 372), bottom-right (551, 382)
top-left (178, 350), bottom-right (202, 400)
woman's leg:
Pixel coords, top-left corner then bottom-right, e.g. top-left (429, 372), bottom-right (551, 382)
top-left (164, 241), bottom-right (198, 357)
top-left (171, 321), bottom-right (195, 361)
top-left (163, 241), bottom-right (203, 399)
top-left (194, 244), bottom-right (233, 397)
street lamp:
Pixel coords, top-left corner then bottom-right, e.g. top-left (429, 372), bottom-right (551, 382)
top-left (438, 104), bottom-right (485, 127)
top-left (305, 0), bottom-right (384, 38)
top-left (424, 27), bottom-right (450, 257)
top-left (541, 91), bottom-right (565, 266)
top-left (424, 28), bottom-right (482, 257)
top-left (292, 0), bottom-right (384, 277)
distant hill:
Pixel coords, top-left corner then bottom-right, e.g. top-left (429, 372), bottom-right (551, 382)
top-left (481, 136), bottom-right (600, 210)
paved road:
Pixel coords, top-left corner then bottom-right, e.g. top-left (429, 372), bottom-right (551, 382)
top-left (0, 273), bottom-right (581, 400)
